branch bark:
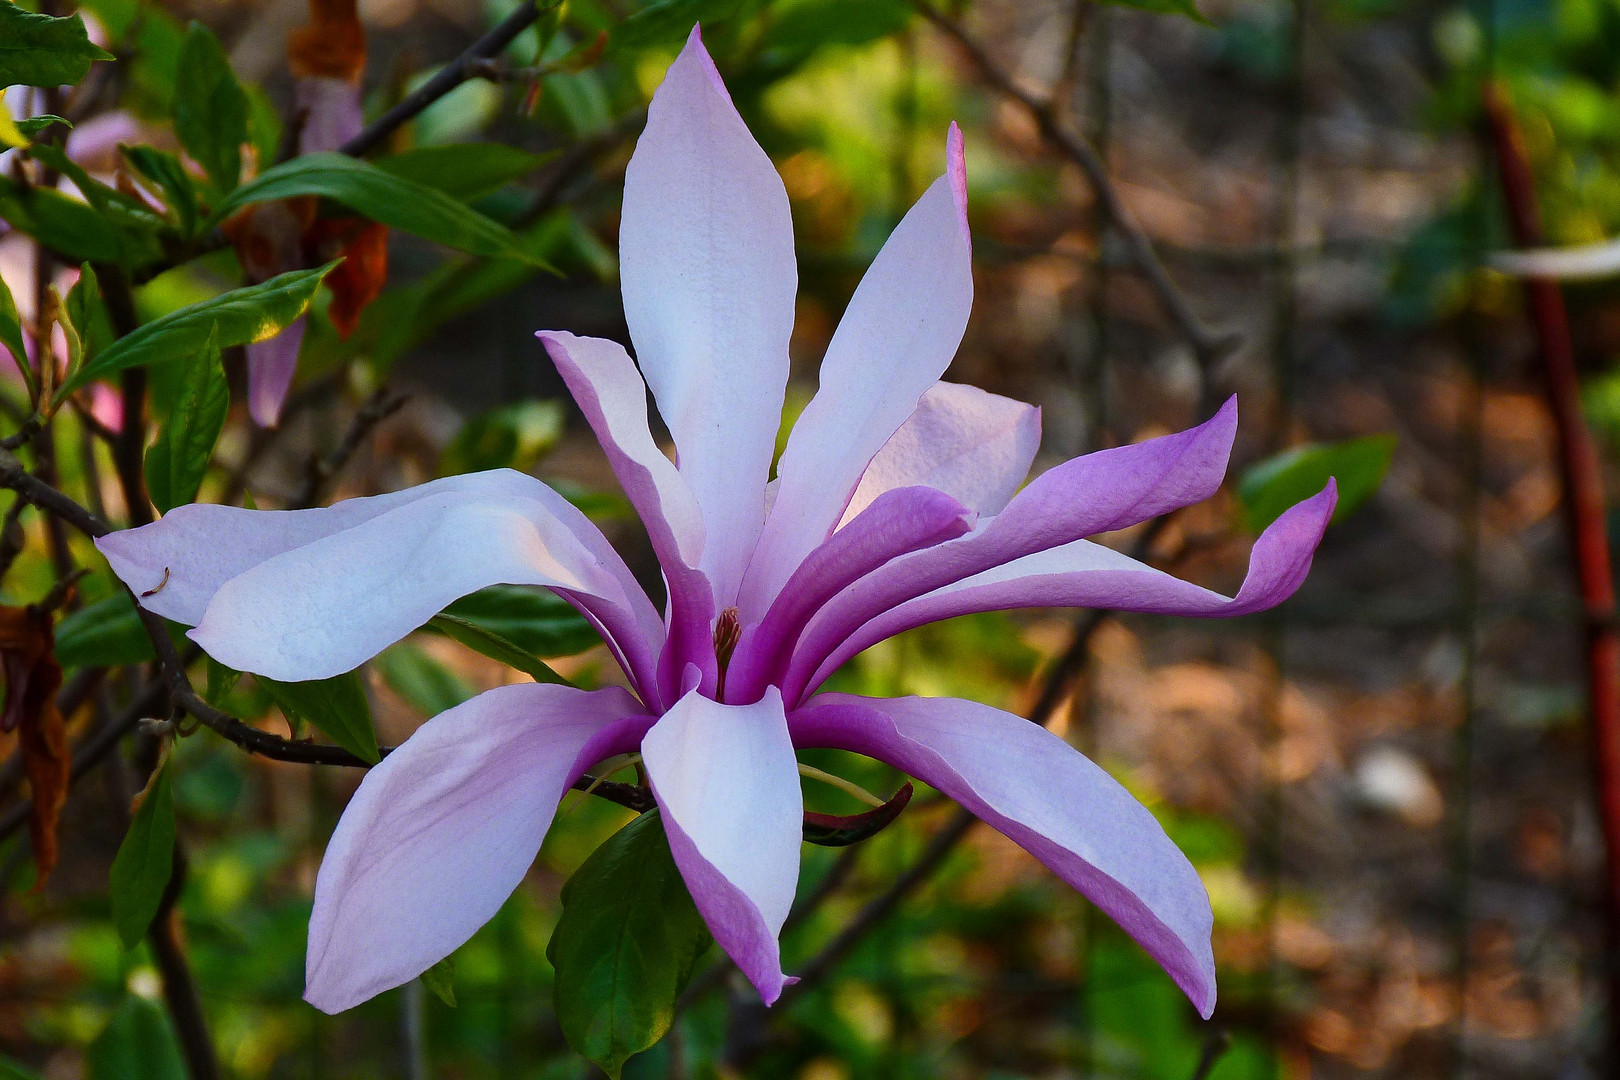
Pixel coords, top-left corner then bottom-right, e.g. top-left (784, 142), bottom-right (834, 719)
top-left (1483, 84), bottom-right (1620, 1064)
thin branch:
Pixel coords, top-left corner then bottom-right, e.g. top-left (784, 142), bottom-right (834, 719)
top-left (339, 0), bottom-right (561, 157)
top-left (97, 264), bottom-right (153, 527)
top-left (147, 849), bottom-right (221, 1080)
top-left (0, 447), bottom-right (111, 537)
top-left (288, 387), bottom-right (408, 509)
top-left (910, 0), bottom-right (1240, 365)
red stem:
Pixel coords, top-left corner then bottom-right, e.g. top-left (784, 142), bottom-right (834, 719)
top-left (1484, 85), bottom-right (1620, 1058)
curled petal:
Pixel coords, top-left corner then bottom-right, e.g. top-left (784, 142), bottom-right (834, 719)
top-left (838, 381), bottom-right (1040, 528)
top-left (798, 482), bottom-right (1336, 700)
top-left (791, 693), bottom-right (1216, 1018)
top-left (246, 319), bottom-right (305, 428)
top-left (540, 330), bottom-right (715, 708)
top-left (97, 471), bottom-right (663, 693)
top-left (725, 486), bottom-right (974, 704)
top-left (620, 26), bottom-right (795, 607)
top-left (306, 683), bottom-right (652, 1012)
top-left (641, 687), bottom-right (801, 1004)
top-left (781, 400), bottom-right (1240, 702)
top-left (740, 125), bottom-right (972, 617)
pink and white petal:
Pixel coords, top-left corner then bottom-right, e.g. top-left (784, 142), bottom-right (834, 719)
top-left (837, 381), bottom-right (1040, 528)
top-left (306, 683), bottom-right (652, 1012)
top-left (247, 319), bottom-right (305, 428)
top-left (295, 77), bottom-right (364, 154)
top-left (780, 400), bottom-right (1241, 702)
top-left (791, 694), bottom-right (1216, 1018)
top-left (98, 471), bottom-right (663, 691)
top-left (798, 482), bottom-right (1336, 698)
top-left (725, 487), bottom-right (975, 705)
top-left (540, 330), bottom-right (715, 708)
top-left (739, 126), bottom-right (972, 618)
top-left (620, 27), bottom-right (796, 607)
top-left (641, 687), bottom-right (801, 1004)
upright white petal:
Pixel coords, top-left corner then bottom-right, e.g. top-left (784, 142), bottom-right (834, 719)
top-left (619, 27), bottom-right (796, 607)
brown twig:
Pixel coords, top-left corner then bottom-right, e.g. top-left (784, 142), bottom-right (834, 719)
top-left (1483, 84), bottom-right (1620, 1063)
top-left (908, 0), bottom-right (1240, 366)
top-left (288, 387), bottom-right (408, 509)
top-left (338, 0), bottom-right (561, 157)
top-left (96, 265), bottom-right (153, 527)
top-left (147, 849), bottom-right (220, 1080)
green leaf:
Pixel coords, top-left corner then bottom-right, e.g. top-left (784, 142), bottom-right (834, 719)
top-left (121, 144), bottom-right (200, 236)
top-left (65, 262), bottom-right (113, 368)
top-left (204, 657), bottom-right (240, 708)
top-left (0, 271), bottom-right (25, 376)
top-left (172, 23), bottom-right (247, 191)
top-left (372, 143), bottom-right (554, 203)
top-left (1103, 0), bottom-right (1206, 20)
top-left (0, 1053), bottom-right (46, 1079)
top-left (426, 613), bottom-right (572, 686)
top-left (214, 153), bottom-right (542, 262)
top-left (420, 955), bottom-right (457, 1008)
top-left (108, 756), bottom-right (176, 949)
top-left (439, 584), bottom-right (600, 657)
top-left (54, 592), bottom-right (153, 668)
top-left (440, 400), bottom-right (564, 475)
top-left (87, 996), bottom-right (186, 1080)
top-left (15, 114), bottom-right (69, 139)
top-left (611, 0), bottom-right (744, 51)
top-left (143, 328), bottom-right (227, 512)
top-left (0, 4), bottom-right (114, 90)
top-left (1237, 433), bottom-right (1395, 532)
top-left (60, 263), bottom-right (334, 396)
top-left (260, 672), bottom-right (380, 764)
top-left (0, 175), bottom-right (163, 266)
top-left (377, 642), bottom-right (475, 716)
top-left (548, 810), bottom-right (712, 1078)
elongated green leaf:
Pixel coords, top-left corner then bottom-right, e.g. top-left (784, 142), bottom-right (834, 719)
top-left (14, 114), bottom-right (69, 140)
top-left (548, 810), bottom-right (712, 1078)
top-left (215, 153), bottom-right (540, 262)
top-left (377, 642), bottom-right (475, 716)
top-left (173, 23), bottom-right (247, 191)
top-left (0, 4), bottom-right (114, 89)
top-left (427, 613), bottom-right (572, 685)
top-left (65, 262), bottom-right (113, 369)
top-left (439, 584), bottom-right (600, 657)
top-left (109, 757), bottom-right (176, 949)
top-left (0, 175), bottom-right (162, 266)
top-left (1105, 0), bottom-right (1205, 18)
top-left (260, 672), bottom-right (380, 764)
top-left (26, 143), bottom-right (165, 235)
top-left (420, 956), bottom-right (457, 1008)
top-left (0, 272), bottom-right (24, 374)
top-left (1237, 433), bottom-right (1396, 532)
top-left (87, 996), bottom-right (186, 1080)
top-left (373, 143), bottom-right (554, 202)
top-left (122, 144), bottom-right (200, 236)
top-left (55, 592), bottom-right (153, 668)
top-left (0, 1053), bottom-right (47, 1079)
top-left (204, 657), bottom-right (240, 708)
top-left (61, 263), bottom-right (333, 396)
top-left (144, 328), bottom-right (227, 512)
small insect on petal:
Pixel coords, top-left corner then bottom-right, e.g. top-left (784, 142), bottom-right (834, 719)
top-left (140, 566), bottom-right (170, 598)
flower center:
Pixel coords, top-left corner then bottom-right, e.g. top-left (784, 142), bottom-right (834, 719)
top-left (712, 606), bottom-right (741, 698)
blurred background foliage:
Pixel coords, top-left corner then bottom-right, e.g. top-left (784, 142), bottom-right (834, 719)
top-left (0, 0), bottom-right (1616, 1076)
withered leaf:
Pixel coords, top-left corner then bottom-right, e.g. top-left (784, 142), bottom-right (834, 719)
top-left (0, 605), bottom-right (69, 888)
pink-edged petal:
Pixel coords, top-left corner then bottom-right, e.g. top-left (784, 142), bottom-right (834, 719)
top-left (97, 471), bottom-right (663, 692)
top-left (739, 126), bottom-right (972, 618)
top-left (838, 381), bottom-right (1040, 528)
top-left (619, 26), bottom-right (796, 608)
top-left (247, 319), bottom-right (305, 428)
top-left (296, 77), bottom-right (364, 154)
top-left (306, 683), bottom-right (652, 1012)
top-left (790, 693), bottom-right (1216, 1018)
top-left (780, 399), bottom-right (1240, 703)
top-left (801, 482), bottom-right (1336, 697)
top-left (641, 687), bottom-right (801, 1004)
top-left (540, 330), bottom-right (716, 709)
top-left (725, 487), bottom-right (975, 705)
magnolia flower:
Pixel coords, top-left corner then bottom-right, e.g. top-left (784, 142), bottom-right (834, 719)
top-left (96, 27), bottom-right (1335, 1017)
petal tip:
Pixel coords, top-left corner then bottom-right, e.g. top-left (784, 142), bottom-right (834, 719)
top-left (945, 122), bottom-right (968, 236)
